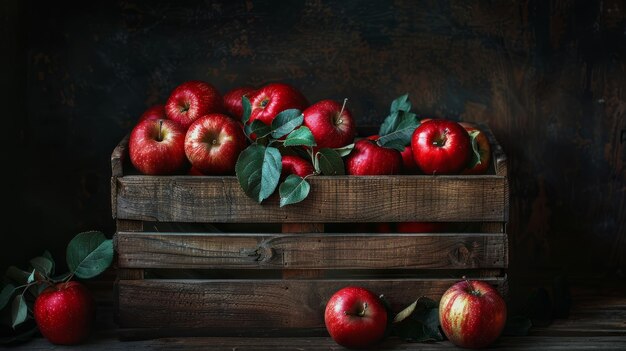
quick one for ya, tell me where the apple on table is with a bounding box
[325,286,388,349]
[439,279,507,348]
[34,281,95,345]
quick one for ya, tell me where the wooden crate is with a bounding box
[111,126,508,337]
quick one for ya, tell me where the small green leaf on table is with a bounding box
[279,175,311,207]
[235,144,282,202]
[283,126,316,147]
[392,297,444,342]
[11,295,27,329]
[66,231,114,279]
[271,109,303,139]
[316,148,345,175]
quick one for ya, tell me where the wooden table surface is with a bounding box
[7,276,626,350]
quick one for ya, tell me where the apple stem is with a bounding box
[339,98,348,116]
[158,120,164,142]
[463,275,478,295]
[359,302,368,317]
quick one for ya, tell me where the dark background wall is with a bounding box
[2,0,625,277]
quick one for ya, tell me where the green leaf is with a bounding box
[379,111,399,136]
[380,94,416,136]
[466,129,482,169]
[244,120,273,139]
[241,96,252,124]
[283,126,316,147]
[5,267,30,285]
[26,270,35,284]
[503,316,532,336]
[279,175,311,207]
[316,148,345,176]
[392,297,443,342]
[66,231,114,279]
[51,272,72,283]
[271,109,303,139]
[394,299,418,324]
[235,144,282,202]
[390,93,411,113]
[0,284,15,310]
[333,143,355,157]
[30,256,53,276]
[42,250,55,275]
[11,296,27,329]
[378,110,419,149]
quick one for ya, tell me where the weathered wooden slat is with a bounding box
[281,223,326,279]
[115,175,507,223]
[117,277,506,330]
[16,335,626,350]
[116,232,508,270]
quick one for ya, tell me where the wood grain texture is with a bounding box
[13,336,626,350]
[281,223,325,279]
[116,232,508,270]
[117,277,506,329]
[114,175,507,223]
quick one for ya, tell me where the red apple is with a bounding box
[165,80,224,129]
[184,114,247,175]
[459,122,492,175]
[303,99,356,149]
[396,222,447,233]
[281,155,315,178]
[129,119,187,175]
[138,103,166,122]
[223,86,255,120]
[400,145,419,174]
[248,82,308,125]
[34,281,95,345]
[346,137,402,175]
[439,280,507,349]
[324,286,388,349]
[411,119,471,175]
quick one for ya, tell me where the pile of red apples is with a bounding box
[128,80,491,178]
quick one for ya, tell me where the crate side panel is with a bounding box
[117,232,508,270]
[117,277,506,329]
[115,176,506,223]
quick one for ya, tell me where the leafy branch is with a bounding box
[0,231,113,340]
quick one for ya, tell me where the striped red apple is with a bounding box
[439,279,507,348]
